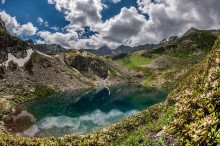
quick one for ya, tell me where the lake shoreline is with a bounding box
[1,83,168,138]
[0,81,143,134]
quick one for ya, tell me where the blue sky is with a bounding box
[0,0,220,49]
[0,0,143,38]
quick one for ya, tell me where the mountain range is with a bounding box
[34,44,66,55]
[1,15,220,145]
[84,43,156,56]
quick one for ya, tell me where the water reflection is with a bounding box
[4,84,168,137]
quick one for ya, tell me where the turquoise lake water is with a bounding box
[5,84,168,137]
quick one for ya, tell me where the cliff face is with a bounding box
[71,55,109,79]
[0,17,31,64]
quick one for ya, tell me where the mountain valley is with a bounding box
[0,14,220,145]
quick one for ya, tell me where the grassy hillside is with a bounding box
[165,36,220,145]
[115,51,158,71]
[113,29,219,90]
[122,35,220,146]
[2,37,220,146]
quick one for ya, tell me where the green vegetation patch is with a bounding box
[33,85,56,98]
[166,36,220,145]
[122,105,175,146]
[116,51,155,70]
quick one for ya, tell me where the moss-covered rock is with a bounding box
[33,85,56,98]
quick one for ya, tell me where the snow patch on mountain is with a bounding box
[0,49,34,67]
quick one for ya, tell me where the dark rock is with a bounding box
[34,44,66,55]
[0,17,31,63]
[0,66,5,79]
[25,39,34,47]
[71,55,109,79]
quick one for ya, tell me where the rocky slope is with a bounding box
[0,17,141,119]
[34,44,66,55]
[0,19,31,65]
[165,35,220,145]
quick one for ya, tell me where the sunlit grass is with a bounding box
[116,52,153,70]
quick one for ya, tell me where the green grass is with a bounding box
[166,50,192,58]
[116,52,153,70]
[121,105,175,146]
[33,85,56,97]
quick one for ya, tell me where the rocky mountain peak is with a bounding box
[99,45,111,51]
[159,36,179,45]
[34,44,66,55]
[0,18,32,64]
[183,27,198,37]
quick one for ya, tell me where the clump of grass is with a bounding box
[33,85,56,98]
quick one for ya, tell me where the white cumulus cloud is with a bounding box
[0,11,38,36]
[48,0,104,28]
[37,31,78,48]
[37,0,220,49]
[135,0,220,44]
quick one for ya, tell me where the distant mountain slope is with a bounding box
[84,44,156,56]
[113,28,220,89]
[142,28,219,58]
[34,44,66,55]
[114,44,156,54]
[84,45,113,56]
